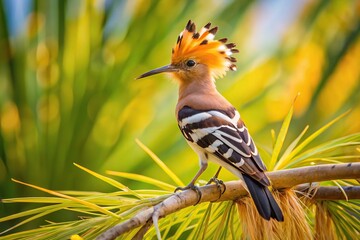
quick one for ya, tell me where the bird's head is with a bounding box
[137,20,238,83]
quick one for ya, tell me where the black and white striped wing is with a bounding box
[178,106,269,186]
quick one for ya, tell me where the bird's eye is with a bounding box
[186,60,196,67]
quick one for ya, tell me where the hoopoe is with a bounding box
[137,20,283,221]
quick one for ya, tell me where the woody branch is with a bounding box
[97,163,360,240]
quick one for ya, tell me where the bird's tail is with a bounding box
[242,174,284,221]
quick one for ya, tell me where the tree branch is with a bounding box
[295,185,360,200]
[268,162,359,189]
[96,163,360,240]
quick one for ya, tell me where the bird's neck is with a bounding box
[178,78,217,99]
[176,78,231,115]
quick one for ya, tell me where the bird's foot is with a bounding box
[174,184,202,205]
[207,177,226,201]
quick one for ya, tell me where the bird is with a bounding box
[137,20,284,221]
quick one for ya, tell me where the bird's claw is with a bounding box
[207,177,226,201]
[174,184,202,205]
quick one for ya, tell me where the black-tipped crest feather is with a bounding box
[171,20,239,78]
[226,43,236,48]
[193,32,200,39]
[209,27,218,35]
[200,40,208,45]
[219,38,228,43]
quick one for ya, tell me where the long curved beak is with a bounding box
[136,65,179,79]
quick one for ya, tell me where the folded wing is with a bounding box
[178,106,269,186]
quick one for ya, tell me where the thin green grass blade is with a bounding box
[206,202,230,237]
[213,201,233,239]
[161,213,176,239]
[106,171,175,191]
[328,201,360,238]
[1,197,68,204]
[276,125,309,169]
[285,133,360,168]
[229,204,238,240]
[0,226,59,240]
[171,206,201,239]
[0,205,64,236]
[220,203,234,240]
[276,110,350,169]
[0,204,64,223]
[74,163,132,193]
[201,203,213,240]
[62,206,109,217]
[330,180,348,201]
[11,179,119,219]
[135,138,184,186]
[301,155,360,164]
[269,101,294,170]
[190,202,213,240]
[271,129,276,149]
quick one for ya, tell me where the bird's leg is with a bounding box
[207,166,226,200]
[175,161,208,205]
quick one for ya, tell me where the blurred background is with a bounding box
[0,0,359,230]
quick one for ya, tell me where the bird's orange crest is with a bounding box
[172,20,238,79]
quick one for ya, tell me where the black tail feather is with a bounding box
[242,174,284,222]
[264,186,284,221]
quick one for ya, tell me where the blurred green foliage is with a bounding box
[0,0,359,233]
